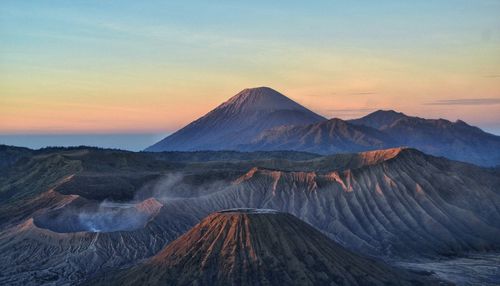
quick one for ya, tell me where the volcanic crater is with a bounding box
[33,198,162,233]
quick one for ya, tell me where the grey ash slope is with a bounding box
[146,87,325,151]
[349,110,500,166]
[92,210,442,286]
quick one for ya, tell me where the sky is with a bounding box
[1,0,500,147]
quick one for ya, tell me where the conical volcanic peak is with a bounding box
[219,87,312,113]
[93,209,443,286]
[146,87,325,152]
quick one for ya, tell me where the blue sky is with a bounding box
[1,1,499,148]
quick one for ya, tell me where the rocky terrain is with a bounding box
[0,145,499,284]
[396,253,500,285]
[155,147,500,258]
[90,209,443,286]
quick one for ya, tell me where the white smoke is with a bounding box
[135,172,228,202]
[38,172,228,233]
[76,202,153,233]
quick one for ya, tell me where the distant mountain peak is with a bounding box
[219,86,308,113]
[325,117,350,124]
[348,110,500,166]
[233,86,276,96]
[454,119,470,126]
[146,87,325,151]
[348,110,408,129]
[373,109,405,115]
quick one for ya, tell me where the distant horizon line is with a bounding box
[0,132,171,135]
[2,107,499,136]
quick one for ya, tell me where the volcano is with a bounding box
[145,87,325,151]
[92,209,442,286]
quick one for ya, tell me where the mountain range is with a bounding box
[147,87,500,166]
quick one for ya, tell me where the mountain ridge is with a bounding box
[349,110,500,166]
[241,117,394,154]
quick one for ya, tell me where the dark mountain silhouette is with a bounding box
[349,110,500,166]
[92,209,443,286]
[146,87,325,151]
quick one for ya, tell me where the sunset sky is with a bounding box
[1,1,500,139]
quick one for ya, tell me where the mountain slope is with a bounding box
[146,87,325,151]
[349,110,500,166]
[92,209,441,286]
[241,118,393,154]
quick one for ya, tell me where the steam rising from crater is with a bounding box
[135,172,229,202]
[76,206,148,233]
[34,198,162,233]
[35,171,229,233]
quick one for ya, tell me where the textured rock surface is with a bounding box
[0,146,499,285]
[396,253,500,285]
[91,210,442,286]
[156,148,500,258]
[0,198,191,285]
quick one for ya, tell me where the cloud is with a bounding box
[309,91,377,97]
[348,92,377,95]
[424,98,500,106]
[134,172,228,202]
